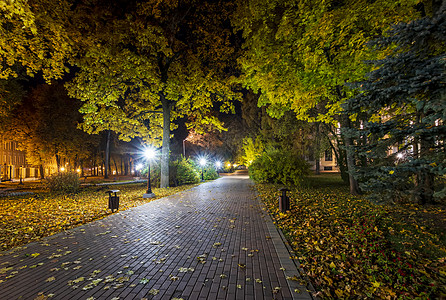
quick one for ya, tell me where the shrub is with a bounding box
[249,149,309,186]
[203,165,219,180]
[141,157,200,187]
[176,157,201,185]
[45,172,80,193]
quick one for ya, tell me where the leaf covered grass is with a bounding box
[256,174,446,299]
[0,183,197,252]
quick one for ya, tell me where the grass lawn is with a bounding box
[256,174,446,299]
[0,182,197,252]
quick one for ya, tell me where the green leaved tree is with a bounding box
[232,0,424,194]
[66,0,239,187]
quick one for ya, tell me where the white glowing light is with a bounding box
[144,147,156,160]
[199,158,207,166]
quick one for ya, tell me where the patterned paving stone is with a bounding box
[0,172,314,299]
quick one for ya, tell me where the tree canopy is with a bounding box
[66,0,240,187]
[0,0,76,81]
[231,0,426,194]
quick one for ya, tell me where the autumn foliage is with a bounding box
[256,175,446,299]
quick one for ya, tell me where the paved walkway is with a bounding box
[0,172,314,300]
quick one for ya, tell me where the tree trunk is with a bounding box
[39,164,45,179]
[415,112,435,204]
[341,115,360,195]
[113,157,118,176]
[344,135,360,195]
[315,123,320,175]
[160,97,171,188]
[104,130,110,179]
[55,153,61,172]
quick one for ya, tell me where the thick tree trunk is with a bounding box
[344,135,360,195]
[341,116,360,195]
[39,164,45,179]
[415,112,435,204]
[104,130,110,179]
[161,97,171,188]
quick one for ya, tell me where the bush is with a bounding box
[45,172,80,193]
[249,149,309,186]
[176,157,201,185]
[203,165,219,180]
[141,157,201,187]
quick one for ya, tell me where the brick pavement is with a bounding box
[0,172,314,300]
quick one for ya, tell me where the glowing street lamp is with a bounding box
[143,147,156,198]
[215,161,222,173]
[199,158,207,181]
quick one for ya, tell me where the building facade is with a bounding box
[0,140,40,181]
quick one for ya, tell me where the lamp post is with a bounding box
[143,147,156,198]
[215,161,222,174]
[199,158,206,181]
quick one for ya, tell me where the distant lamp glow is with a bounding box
[143,146,156,198]
[136,163,143,171]
[215,161,222,168]
[76,168,81,173]
[60,167,65,172]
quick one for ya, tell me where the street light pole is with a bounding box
[143,147,156,198]
[199,158,206,181]
[146,161,152,194]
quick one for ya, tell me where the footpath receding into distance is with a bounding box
[0,171,313,300]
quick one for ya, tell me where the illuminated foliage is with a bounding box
[0,0,77,81]
[232,0,424,194]
[66,0,239,188]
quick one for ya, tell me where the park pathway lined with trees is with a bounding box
[0,172,313,300]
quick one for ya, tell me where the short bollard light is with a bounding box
[279,188,290,212]
[107,190,120,212]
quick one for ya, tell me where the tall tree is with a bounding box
[232,0,424,194]
[67,0,239,187]
[344,4,446,204]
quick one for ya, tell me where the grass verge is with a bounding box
[0,183,197,252]
[256,174,446,299]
